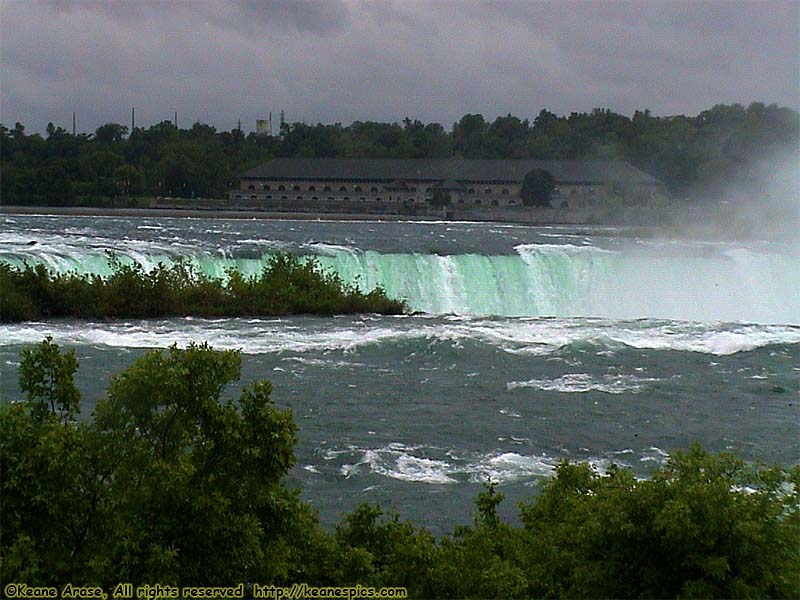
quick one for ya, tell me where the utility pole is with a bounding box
[131,107,135,132]
[174,111,178,128]
[72,112,76,136]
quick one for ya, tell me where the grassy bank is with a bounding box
[0,254,406,321]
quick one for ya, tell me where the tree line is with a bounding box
[2,339,798,597]
[1,102,797,205]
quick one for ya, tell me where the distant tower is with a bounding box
[279,110,286,137]
[72,112,76,136]
[256,118,270,136]
[174,111,178,128]
[131,107,135,132]
[237,119,242,132]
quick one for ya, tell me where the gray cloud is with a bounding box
[1,0,797,134]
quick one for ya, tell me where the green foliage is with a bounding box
[2,341,325,586]
[429,188,451,207]
[520,168,556,206]
[517,447,800,598]
[2,340,798,597]
[2,102,797,204]
[18,336,81,423]
[0,254,406,322]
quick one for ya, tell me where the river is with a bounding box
[1,214,798,534]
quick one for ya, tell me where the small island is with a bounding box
[0,254,406,322]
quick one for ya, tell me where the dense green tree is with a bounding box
[429,188,451,207]
[519,168,555,206]
[485,114,530,158]
[94,122,129,145]
[18,336,81,424]
[1,341,326,586]
[452,113,488,158]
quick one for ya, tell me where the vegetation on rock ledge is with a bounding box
[0,254,406,322]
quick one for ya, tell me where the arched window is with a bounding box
[247,184,255,190]
[266,195,272,200]
[235,194,242,199]
[312,196,318,201]
[296,196,302,200]
[501,188,509,195]
[407,198,415,203]
[359,197,366,201]
[278,185,285,191]
[293,185,301,191]
[281,195,287,200]
[263,184,270,191]
[250,194,257,199]
[327,196,334,201]
[339,186,347,192]
[308,185,316,191]
[323,185,331,192]
[508,200,517,206]
[375,197,382,202]
[484,187,492,194]
[355,186,362,192]
[343,197,350,201]
[371,186,379,193]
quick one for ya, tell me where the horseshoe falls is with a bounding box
[1,214,798,534]
[4,240,798,323]
[314,246,800,322]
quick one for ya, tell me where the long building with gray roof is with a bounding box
[234,158,661,210]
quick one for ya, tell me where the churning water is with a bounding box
[1,215,798,532]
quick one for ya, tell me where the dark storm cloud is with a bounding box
[1,0,797,134]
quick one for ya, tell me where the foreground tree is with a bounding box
[517,450,800,598]
[1,341,327,586]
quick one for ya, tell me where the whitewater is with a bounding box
[1,215,798,532]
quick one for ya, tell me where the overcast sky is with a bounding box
[2,0,798,135]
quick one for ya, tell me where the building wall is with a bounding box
[236,177,543,207]
[233,176,656,209]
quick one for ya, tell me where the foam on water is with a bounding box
[507,373,662,394]
[312,442,672,486]
[2,316,797,356]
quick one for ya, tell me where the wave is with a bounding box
[319,442,671,486]
[2,317,797,356]
[506,373,663,394]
